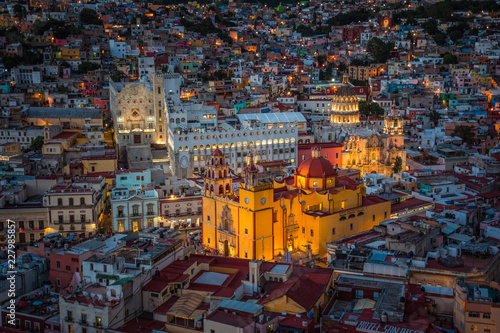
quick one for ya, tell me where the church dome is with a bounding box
[330,75,360,125]
[211,148,223,156]
[297,148,337,178]
[333,85,358,98]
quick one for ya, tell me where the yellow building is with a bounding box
[61,45,81,61]
[330,75,360,124]
[202,147,391,259]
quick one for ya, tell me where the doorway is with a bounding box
[134,134,141,144]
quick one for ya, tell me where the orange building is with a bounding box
[202,147,391,259]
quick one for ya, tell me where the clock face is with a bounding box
[180,156,188,168]
[260,197,267,205]
[244,197,249,205]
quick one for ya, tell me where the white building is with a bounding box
[59,240,184,333]
[0,125,61,150]
[109,40,140,59]
[168,112,306,178]
[138,57,155,78]
[44,177,107,237]
[11,66,42,85]
[110,169,160,232]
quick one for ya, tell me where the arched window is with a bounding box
[179,147,183,152]
[210,184,214,192]
[200,145,204,150]
[243,141,248,147]
[226,183,230,192]
[237,142,242,147]
[219,170,222,178]
[256,140,261,146]
[218,185,223,194]
[224,170,228,177]
[339,216,346,221]
[279,138,284,144]
[285,138,289,143]
[291,138,296,143]
[212,144,217,149]
[249,141,254,147]
[225,143,229,148]
[185,146,189,151]
[193,145,198,150]
[218,143,223,149]
[273,139,278,144]
[231,142,235,147]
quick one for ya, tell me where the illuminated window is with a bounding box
[471,326,477,332]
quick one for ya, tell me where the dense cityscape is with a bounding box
[1,0,500,332]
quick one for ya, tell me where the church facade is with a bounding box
[315,77,406,178]
[202,147,391,260]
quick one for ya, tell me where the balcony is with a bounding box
[79,320,89,326]
[65,317,74,323]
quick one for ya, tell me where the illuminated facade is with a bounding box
[330,75,360,124]
[110,74,177,166]
[315,101,406,178]
[202,147,391,259]
[110,169,159,232]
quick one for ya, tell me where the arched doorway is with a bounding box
[223,240,230,257]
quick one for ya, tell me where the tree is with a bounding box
[451,125,475,145]
[393,156,403,174]
[433,33,447,46]
[359,101,384,117]
[443,53,458,65]
[110,70,126,82]
[80,8,102,25]
[2,55,22,70]
[350,58,369,67]
[337,62,347,73]
[366,37,394,63]
[317,55,327,67]
[78,61,100,73]
[422,20,438,35]
[30,136,44,151]
[13,4,26,20]
[428,110,441,126]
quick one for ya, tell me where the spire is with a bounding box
[391,100,398,116]
[311,146,321,158]
[342,74,350,84]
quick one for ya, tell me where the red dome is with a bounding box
[211,148,223,156]
[297,156,336,178]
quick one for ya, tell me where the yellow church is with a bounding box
[202,147,391,260]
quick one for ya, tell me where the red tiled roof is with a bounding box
[257,273,329,311]
[143,278,169,293]
[206,310,255,328]
[112,318,166,333]
[51,131,78,140]
[478,191,500,199]
[391,198,432,213]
